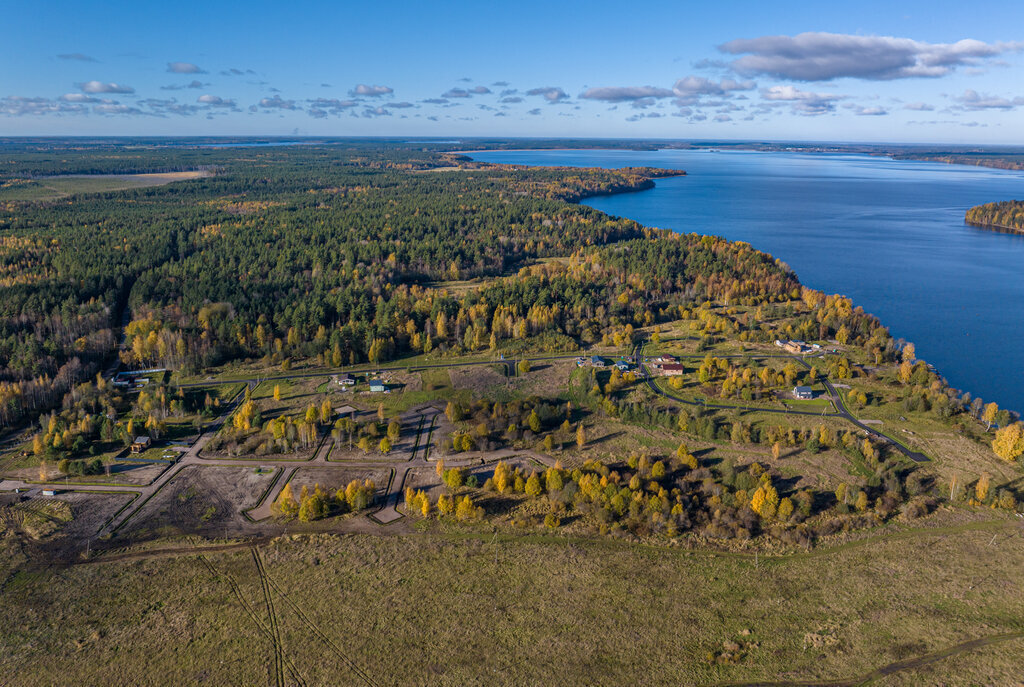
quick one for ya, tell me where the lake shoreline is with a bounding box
[468,148,1024,414]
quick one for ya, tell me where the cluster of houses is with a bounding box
[576,355,634,372]
[648,354,685,377]
[332,373,387,393]
[774,340,823,355]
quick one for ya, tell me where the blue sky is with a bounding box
[3,0,1024,143]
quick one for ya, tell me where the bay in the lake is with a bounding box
[470,149,1024,413]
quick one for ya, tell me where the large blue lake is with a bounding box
[470,149,1024,413]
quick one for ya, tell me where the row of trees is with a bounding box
[272,479,376,522]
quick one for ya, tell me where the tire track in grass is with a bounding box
[197,554,306,687]
[251,547,285,687]
[714,630,1024,686]
[256,549,380,687]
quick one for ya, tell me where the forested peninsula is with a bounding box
[965,199,1024,233]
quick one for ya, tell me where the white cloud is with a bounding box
[352,84,393,97]
[79,80,135,94]
[844,104,889,116]
[673,76,755,96]
[59,93,100,103]
[953,89,1024,110]
[580,86,675,102]
[167,62,206,74]
[197,94,236,107]
[161,80,206,91]
[761,85,845,115]
[720,32,1021,81]
[93,103,146,115]
[0,96,88,116]
[526,87,568,103]
[258,95,297,110]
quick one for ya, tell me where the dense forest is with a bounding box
[0,140,980,434]
[965,199,1024,232]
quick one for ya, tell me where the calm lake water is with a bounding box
[470,149,1024,413]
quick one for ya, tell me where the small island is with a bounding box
[965,199,1024,233]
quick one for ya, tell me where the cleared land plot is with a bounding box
[285,466,391,498]
[118,466,274,539]
[47,492,136,543]
[11,459,169,487]
[2,523,1023,685]
[0,171,210,201]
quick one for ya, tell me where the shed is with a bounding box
[336,405,358,417]
[793,386,814,400]
[130,436,153,453]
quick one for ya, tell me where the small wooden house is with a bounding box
[130,436,152,453]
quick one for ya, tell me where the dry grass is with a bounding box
[2,518,1023,685]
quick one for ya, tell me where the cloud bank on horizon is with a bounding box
[5,2,1024,142]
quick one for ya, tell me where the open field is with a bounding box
[0,171,211,201]
[2,516,1023,685]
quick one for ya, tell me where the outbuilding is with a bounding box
[130,436,153,453]
[369,380,386,393]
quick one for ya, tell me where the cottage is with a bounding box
[337,373,356,386]
[655,354,678,364]
[660,363,686,376]
[130,436,152,453]
[590,355,606,367]
[369,380,386,393]
[793,386,814,400]
[614,360,630,371]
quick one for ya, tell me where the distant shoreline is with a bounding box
[462,144,1024,174]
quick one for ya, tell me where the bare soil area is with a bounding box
[51,492,135,543]
[513,359,576,397]
[449,365,507,394]
[120,466,274,540]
